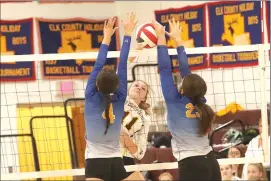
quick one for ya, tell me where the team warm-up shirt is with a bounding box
[157,45,212,161]
[84,36,131,158]
[121,98,151,160]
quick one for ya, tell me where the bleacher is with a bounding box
[139,109,267,180]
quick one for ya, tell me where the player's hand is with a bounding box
[166,18,183,46]
[103,17,118,44]
[152,20,166,38]
[122,12,138,36]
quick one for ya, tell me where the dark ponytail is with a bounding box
[96,67,119,135]
[181,74,215,136]
[191,96,215,136]
[103,93,112,135]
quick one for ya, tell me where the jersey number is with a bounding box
[185,103,200,118]
[122,112,138,131]
[102,103,115,123]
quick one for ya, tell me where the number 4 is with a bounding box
[185,103,200,118]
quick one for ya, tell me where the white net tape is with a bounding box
[2,158,269,180]
[1,44,270,62]
[1,44,270,180]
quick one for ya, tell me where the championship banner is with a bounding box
[0,18,36,82]
[155,4,208,71]
[37,18,119,78]
[208,1,262,68]
[266,1,270,43]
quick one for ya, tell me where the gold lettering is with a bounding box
[49,24,60,31]
[61,23,83,31]
[170,14,182,21]
[192,23,202,32]
[248,16,258,25]
[0,68,30,76]
[237,52,258,61]
[161,15,169,23]
[239,2,254,12]
[12,36,27,45]
[82,66,93,73]
[161,15,167,23]
[188,56,204,65]
[212,54,236,63]
[184,11,198,20]
[216,7,224,15]
[0,25,21,33]
[84,23,104,31]
[171,56,203,67]
[224,5,239,14]
[45,66,80,74]
[45,60,57,65]
[46,67,62,74]
[161,14,185,23]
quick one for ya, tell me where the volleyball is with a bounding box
[136,23,158,48]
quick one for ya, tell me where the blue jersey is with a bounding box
[84,36,131,158]
[157,45,212,161]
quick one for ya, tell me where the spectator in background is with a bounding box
[158,172,174,181]
[220,165,241,180]
[144,161,175,181]
[247,163,268,181]
[227,145,246,178]
[243,118,270,179]
[245,118,270,157]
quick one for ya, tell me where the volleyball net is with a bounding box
[1,44,270,180]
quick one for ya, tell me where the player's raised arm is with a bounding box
[114,13,137,100]
[153,20,179,101]
[165,19,206,103]
[85,17,118,98]
[166,18,191,78]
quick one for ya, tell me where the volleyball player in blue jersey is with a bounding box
[152,19,222,181]
[84,13,140,181]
